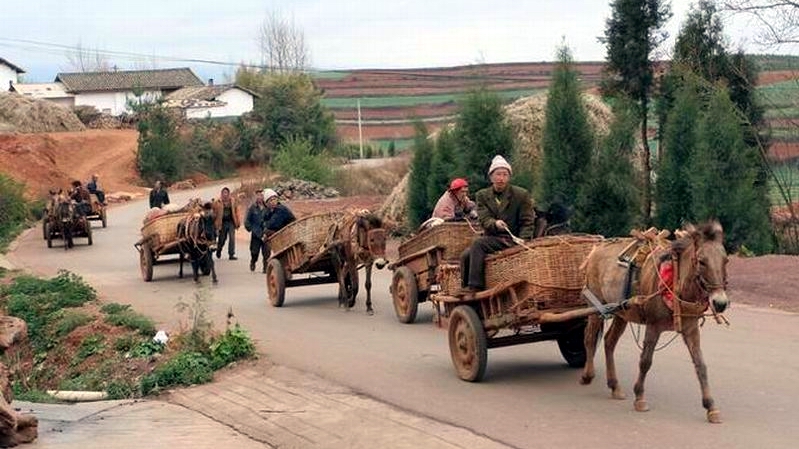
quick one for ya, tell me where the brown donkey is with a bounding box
[581,221,729,423]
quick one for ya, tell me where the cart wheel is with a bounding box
[86,223,93,246]
[46,223,53,248]
[266,258,286,307]
[392,267,419,324]
[101,208,107,228]
[448,305,487,382]
[556,322,587,368]
[140,243,154,282]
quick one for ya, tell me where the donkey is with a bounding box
[327,210,388,314]
[51,193,75,250]
[580,221,729,423]
[177,205,218,283]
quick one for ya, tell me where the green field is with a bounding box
[757,80,799,109]
[310,70,351,80]
[770,163,799,206]
[322,88,545,109]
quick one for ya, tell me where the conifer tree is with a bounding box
[691,87,773,253]
[454,88,514,191]
[538,45,594,212]
[654,76,701,230]
[407,121,434,229]
[427,127,458,211]
[573,98,640,236]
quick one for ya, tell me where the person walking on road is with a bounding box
[213,187,241,260]
[149,181,170,209]
[244,189,269,272]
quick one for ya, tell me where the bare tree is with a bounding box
[64,40,113,72]
[257,10,310,74]
[721,0,799,47]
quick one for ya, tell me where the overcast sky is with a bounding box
[0,0,787,83]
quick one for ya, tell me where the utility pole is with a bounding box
[357,99,363,159]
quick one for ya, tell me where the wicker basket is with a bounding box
[268,211,345,259]
[399,222,480,262]
[140,212,189,248]
[437,263,462,295]
[437,234,603,309]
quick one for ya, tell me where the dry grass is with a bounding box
[0,92,85,133]
[332,157,410,196]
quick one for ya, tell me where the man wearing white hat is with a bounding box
[458,155,535,298]
[260,188,296,265]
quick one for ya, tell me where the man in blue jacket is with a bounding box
[244,189,268,272]
[262,188,296,266]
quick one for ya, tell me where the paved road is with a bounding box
[9,185,799,449]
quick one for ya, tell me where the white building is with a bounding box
[10,82,74,108]
[163,83,258,119]
[53,68,204,116]
[0,57,25,91]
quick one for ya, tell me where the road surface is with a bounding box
[9,185,799,449]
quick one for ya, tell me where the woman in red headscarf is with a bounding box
[432,178,477,221]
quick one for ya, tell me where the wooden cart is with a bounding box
[387,222,480,323]
[431,234,623,382]
[43,208,93,249]
[134,212,193,282]
[266,211,346,307]
[85,197,107,228]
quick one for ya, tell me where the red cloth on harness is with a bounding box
[659,261,675,309]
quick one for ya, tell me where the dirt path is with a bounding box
[0,129,145,199]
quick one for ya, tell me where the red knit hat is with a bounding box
[449,178,468,191]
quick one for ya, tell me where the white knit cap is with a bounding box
[263,188,278,201]
[487,155,512,176]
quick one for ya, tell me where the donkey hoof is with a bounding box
[366,308,374,316]
[579,375,594,385]
[634,399,649,412]
[212,277,218,284]
[707,410,723,424]
[612,390,627,400]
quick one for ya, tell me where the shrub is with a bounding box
[210,324,256,370]
[140,351,214,395]
[0,173,29,252]
[54,310,93,337]
[272,137,334,184]
[103,310,156,336]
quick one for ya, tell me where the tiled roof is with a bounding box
[165,84,259,102]
[55,68,203,93]
[0,57,25,73]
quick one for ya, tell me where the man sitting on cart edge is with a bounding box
[86,173,107,205]
[432,177,478,222]
[458,155,535,299]
[260,188,297,259]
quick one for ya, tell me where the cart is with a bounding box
[134,212,193,282]
[43,207,93,249]
[266,211,346,307]
[431,234,623,382]
[387,221,480,323]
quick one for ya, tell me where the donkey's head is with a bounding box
[675,221,729,313]
[355,211,388,269]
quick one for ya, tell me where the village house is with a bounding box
[0,57,25,91]
[162,81,259,119]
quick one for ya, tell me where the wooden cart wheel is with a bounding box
[392,266,419,324]
[86,222,93,246]
[556,322,587,368]
[101,207,107,228]
[266,258,286,307]
[448,305,487,382]
[46,222,53,248]
[140,243,154,282]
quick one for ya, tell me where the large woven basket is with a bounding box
[399,222,480,262]
[140,212,188,248]
[438,234,603,310]
[268,211,344,259]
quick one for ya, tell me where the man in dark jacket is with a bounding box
[244,189,268,272]
[149,181,170,209]
[262,188,296,257]
[459,155,535,297]
[86,174,106,205]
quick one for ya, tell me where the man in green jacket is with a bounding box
[459,155,535,297]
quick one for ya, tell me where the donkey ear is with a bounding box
[703,220,724,242]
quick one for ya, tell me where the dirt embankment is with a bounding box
[0,129,145,199]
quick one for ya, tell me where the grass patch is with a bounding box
[54,310,93,337]
[103,310,156,336]
[311,70,351,80]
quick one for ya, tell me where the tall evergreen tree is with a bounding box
[601,0,672,221]
[407,121,434,229]
[454,88,514,191]
[573,97,641,236]
[427,127,458,211]
[538,45,595,212]
[654,76,701,230]
[691,87,773,253]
